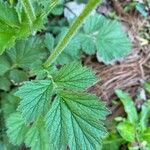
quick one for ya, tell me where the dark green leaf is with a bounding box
[2,92,20,118]
[9,69,28,83]
[0,55,11,76]
[0,77,11,91]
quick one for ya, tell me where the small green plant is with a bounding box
[0,0,132,149]
[103,86,150,150]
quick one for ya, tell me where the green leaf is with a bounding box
[6,36,46,69]
[139,100,150,131]
[117,121,136,142]
[144,82,150,93]
[52,62,98,90]
[140,128,150,144]
[0,55,11,76]
[82,14,131,64]
[79,33,96,55]
[6,112,28,145]
[44,33,55,52]
[51,4,64,16]
[45,91,109,150]
[80,14,101,55]
[2,92,20,118]
[0,0,58,54]
[25,117,50,150]
[0,1,21,54]
[115,90,138,124]
[55,29,81,64]
[34,0,60,15]
[16,80,53,123]
[95,16,131,64]
[9,69,28,84]
[102,132,124,150]
[0,1,20,27]
[0,77,11,91]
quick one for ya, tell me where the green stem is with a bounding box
[22,0,36,25]
[41,0,59,18]
[43,0,102,68]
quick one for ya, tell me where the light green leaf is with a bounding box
[44,33,55,52]
[25,117,50,150]
[82,14,131,64]
[95,16,131,64]
[6,36,46,69]
[0,1,20,27]
[6,112,28,145]
[16,80,53,123]
[140,128,150,144]
[53,62,98,90]
[117,121,136,142]
[79,14,102,55]
[139,100,150,131]
[51,4,64,16]
[115,90,138,124]
[79,33,96,55]
[83,14,102,34]
[102,132,124,150]
[144,82,150,93]
[45,91,109,150]
[0,0,58,54]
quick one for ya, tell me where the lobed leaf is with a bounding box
[6,36,46,69]
[0,55,11,76]
[6,113,28,145]
[0,0,59,54]
[45,91,109,150]
[16,80,53,123]
[25,117,50,150]
[81,14,131,64]
[52,62,98,90]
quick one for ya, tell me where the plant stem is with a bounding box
[22,0,36,25]
[43,0,102,68]
[41,0,60,18]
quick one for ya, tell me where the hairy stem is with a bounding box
[44,0,102,68]
[41,0,60,18]
[22,0,36,25]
